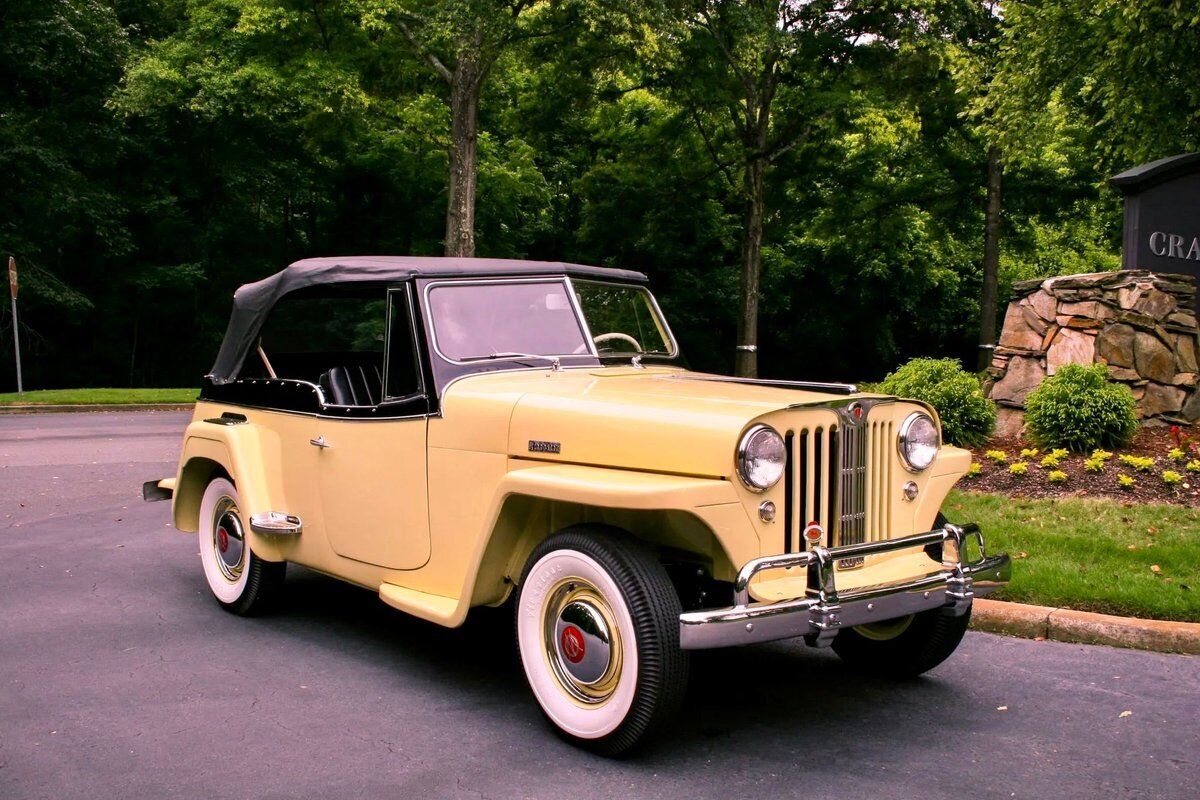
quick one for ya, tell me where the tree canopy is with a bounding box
[1,0,1195,390]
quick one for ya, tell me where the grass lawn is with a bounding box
[948,489,1200,622]
[0,388,197,405]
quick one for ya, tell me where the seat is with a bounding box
[319,364,383,406]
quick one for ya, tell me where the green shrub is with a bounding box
[1047,469,1068,483]
[1118,474,1136,489]
[1009,461,1029,475]
[1162,470,1183,485]
[1024,364,1138,452]
[875,358,996,447]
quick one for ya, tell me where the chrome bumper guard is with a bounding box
[679,523,1010,650]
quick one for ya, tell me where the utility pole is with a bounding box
[8,256,22,394]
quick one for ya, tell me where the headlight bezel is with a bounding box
[897,411,940,472]
[736,423,787,492]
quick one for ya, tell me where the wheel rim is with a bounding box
[542,578,623,705]
[855,614,914,641]
[211,496,246,583]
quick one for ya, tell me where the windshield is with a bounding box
[572,281,675,357]
[427,278,676,362]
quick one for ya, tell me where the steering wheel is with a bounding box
[592,332,643,352]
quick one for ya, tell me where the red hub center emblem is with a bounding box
[217,526,229,553]
[560,625,586,664]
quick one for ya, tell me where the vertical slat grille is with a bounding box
[785,409,892,560]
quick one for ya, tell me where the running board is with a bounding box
[248,511,303,536]
[378,583,459,625]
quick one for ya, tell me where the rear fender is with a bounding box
[172,421,289,561]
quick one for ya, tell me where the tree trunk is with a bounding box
[735,152,766,378]
[976,145,1004,371]
[444,60,480,258]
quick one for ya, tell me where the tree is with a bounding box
[364,1,552,256]
[654,0,944,376]
[988,0,1200,169]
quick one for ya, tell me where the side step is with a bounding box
[378,583,459,625]
[248,511,303,536]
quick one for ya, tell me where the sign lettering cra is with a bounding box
[1111,153,1200,316]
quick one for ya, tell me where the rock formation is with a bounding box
[983,271,1200,424]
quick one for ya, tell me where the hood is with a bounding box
[438,366,869,478]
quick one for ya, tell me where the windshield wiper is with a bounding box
[476,352,562,371]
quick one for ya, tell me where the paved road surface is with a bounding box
[1,411,1197,799]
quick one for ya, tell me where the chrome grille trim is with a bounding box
[785,398,895,562]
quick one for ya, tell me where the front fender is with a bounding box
[454,463,761,625]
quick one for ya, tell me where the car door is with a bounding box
[315,285,431,570]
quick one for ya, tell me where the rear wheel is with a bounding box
[198,477,285,616]
[515,527,687,756]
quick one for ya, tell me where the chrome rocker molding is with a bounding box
[679,523,1010,650]
[248,511,303,536]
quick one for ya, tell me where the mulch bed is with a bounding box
[964,424,1200,506]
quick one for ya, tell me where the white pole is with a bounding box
[8,256,21,395]
[10,294,21,394]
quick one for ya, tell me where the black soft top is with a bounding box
[207,256,648,383]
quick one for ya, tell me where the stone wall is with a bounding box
[983,270,1200,424]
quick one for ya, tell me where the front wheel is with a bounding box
[831,606,972,678]
[198,477,285,616]
[515,527,688,756]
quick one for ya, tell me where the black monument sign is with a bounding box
[1110,152,1200,316]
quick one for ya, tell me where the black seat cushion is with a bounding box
[320,364,383,406]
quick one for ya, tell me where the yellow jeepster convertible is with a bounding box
[145,256,1010,755]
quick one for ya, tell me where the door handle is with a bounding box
[310,435,331,449]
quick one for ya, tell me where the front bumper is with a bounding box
[679,523,1010,649]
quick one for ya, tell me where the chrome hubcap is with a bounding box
[543,580,621,704]
[212,497,246,582]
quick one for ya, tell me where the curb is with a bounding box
[971,598,1200,655]
[0,403,195,415]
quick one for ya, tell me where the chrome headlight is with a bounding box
[898,411,939,472]
[737,424,786,491]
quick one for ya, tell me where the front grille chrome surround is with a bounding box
[783,399,895,565]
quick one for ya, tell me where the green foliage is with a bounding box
[0,0,1174,392]
[1119,455,1156,473]
[1046,469,1067,484]
[1162,471,1183,486]
[875,358,996,447]
[1168,448,1186,462]
[1039,453,1062,469]
[1117,474,1136,490]
[1187,460,1200,474]
[1020,447,1039,459]
[1083,457,1105,474]
[951,490,1200,621]
[965,462,982,478]
[1008,461,1028,476]
[1025,364,1138,452]
[985,450,1008,464]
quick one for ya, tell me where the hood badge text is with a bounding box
[528,440,561,454]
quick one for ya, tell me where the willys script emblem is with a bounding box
[528,440,561,454]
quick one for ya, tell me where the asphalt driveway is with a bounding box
[1,411,1197,799]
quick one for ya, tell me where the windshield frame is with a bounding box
[423,276,601,365]
[421,275,680,368]
[569,278,680,360]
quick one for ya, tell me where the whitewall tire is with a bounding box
[516,527,688,756]
[198,477,285,616]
